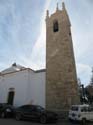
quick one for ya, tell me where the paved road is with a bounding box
[0,118,71,125]
[0,118,93,125]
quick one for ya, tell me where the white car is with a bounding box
[68,104,93,123]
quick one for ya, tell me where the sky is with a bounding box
[0,0,93,86]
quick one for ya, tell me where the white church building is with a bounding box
[0,3,80,111]
[0,63,45,107]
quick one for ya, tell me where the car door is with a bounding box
[25,106,36,119]
[80,106,89,120]
[81,106,93,121]
[20,105,32,118]
[87,107,93,121]
[28,106,40,119]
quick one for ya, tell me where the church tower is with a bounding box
[46,3,79,111]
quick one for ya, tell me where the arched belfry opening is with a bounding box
[53,20,59,32]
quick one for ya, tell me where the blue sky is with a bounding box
[0,0,93,86]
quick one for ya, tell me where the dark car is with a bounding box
[15,105,58,123]
[0,103,15,118]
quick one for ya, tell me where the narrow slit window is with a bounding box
[53,21,59,32]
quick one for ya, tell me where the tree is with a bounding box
[90,67,93,86]
[85,67,93,104]
[77,78,88,104]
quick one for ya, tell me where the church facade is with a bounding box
[0,63,45,107]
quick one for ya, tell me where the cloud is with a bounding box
[76,63,91,86]
[30,0,51,69]
[0,0,93,86]
[0,0,43,70]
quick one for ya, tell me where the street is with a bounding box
[0,118,73,125]
[0,118,93,125]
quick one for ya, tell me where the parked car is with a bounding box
[0,103,15,118]
[15,104,58,123]
[68,104,93,124]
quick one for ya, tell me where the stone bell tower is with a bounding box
[46,3,79,111]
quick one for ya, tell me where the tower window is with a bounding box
[53,20,59,32]
[69,31,71,36]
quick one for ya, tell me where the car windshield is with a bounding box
[71,106,78,111]
[81,106,89,112]
[36,106,44,111]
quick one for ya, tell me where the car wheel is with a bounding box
[53,119,57,123]
[40,115,47,124]
[15,113,22,121]
[1,112,6,118]
[82,118,86,124]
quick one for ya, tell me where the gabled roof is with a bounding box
[1,63,26,74]
[0,63,46,76]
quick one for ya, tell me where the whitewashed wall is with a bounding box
[28,70,46,107]
[0,69,45,107]
[0,70,28,106]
